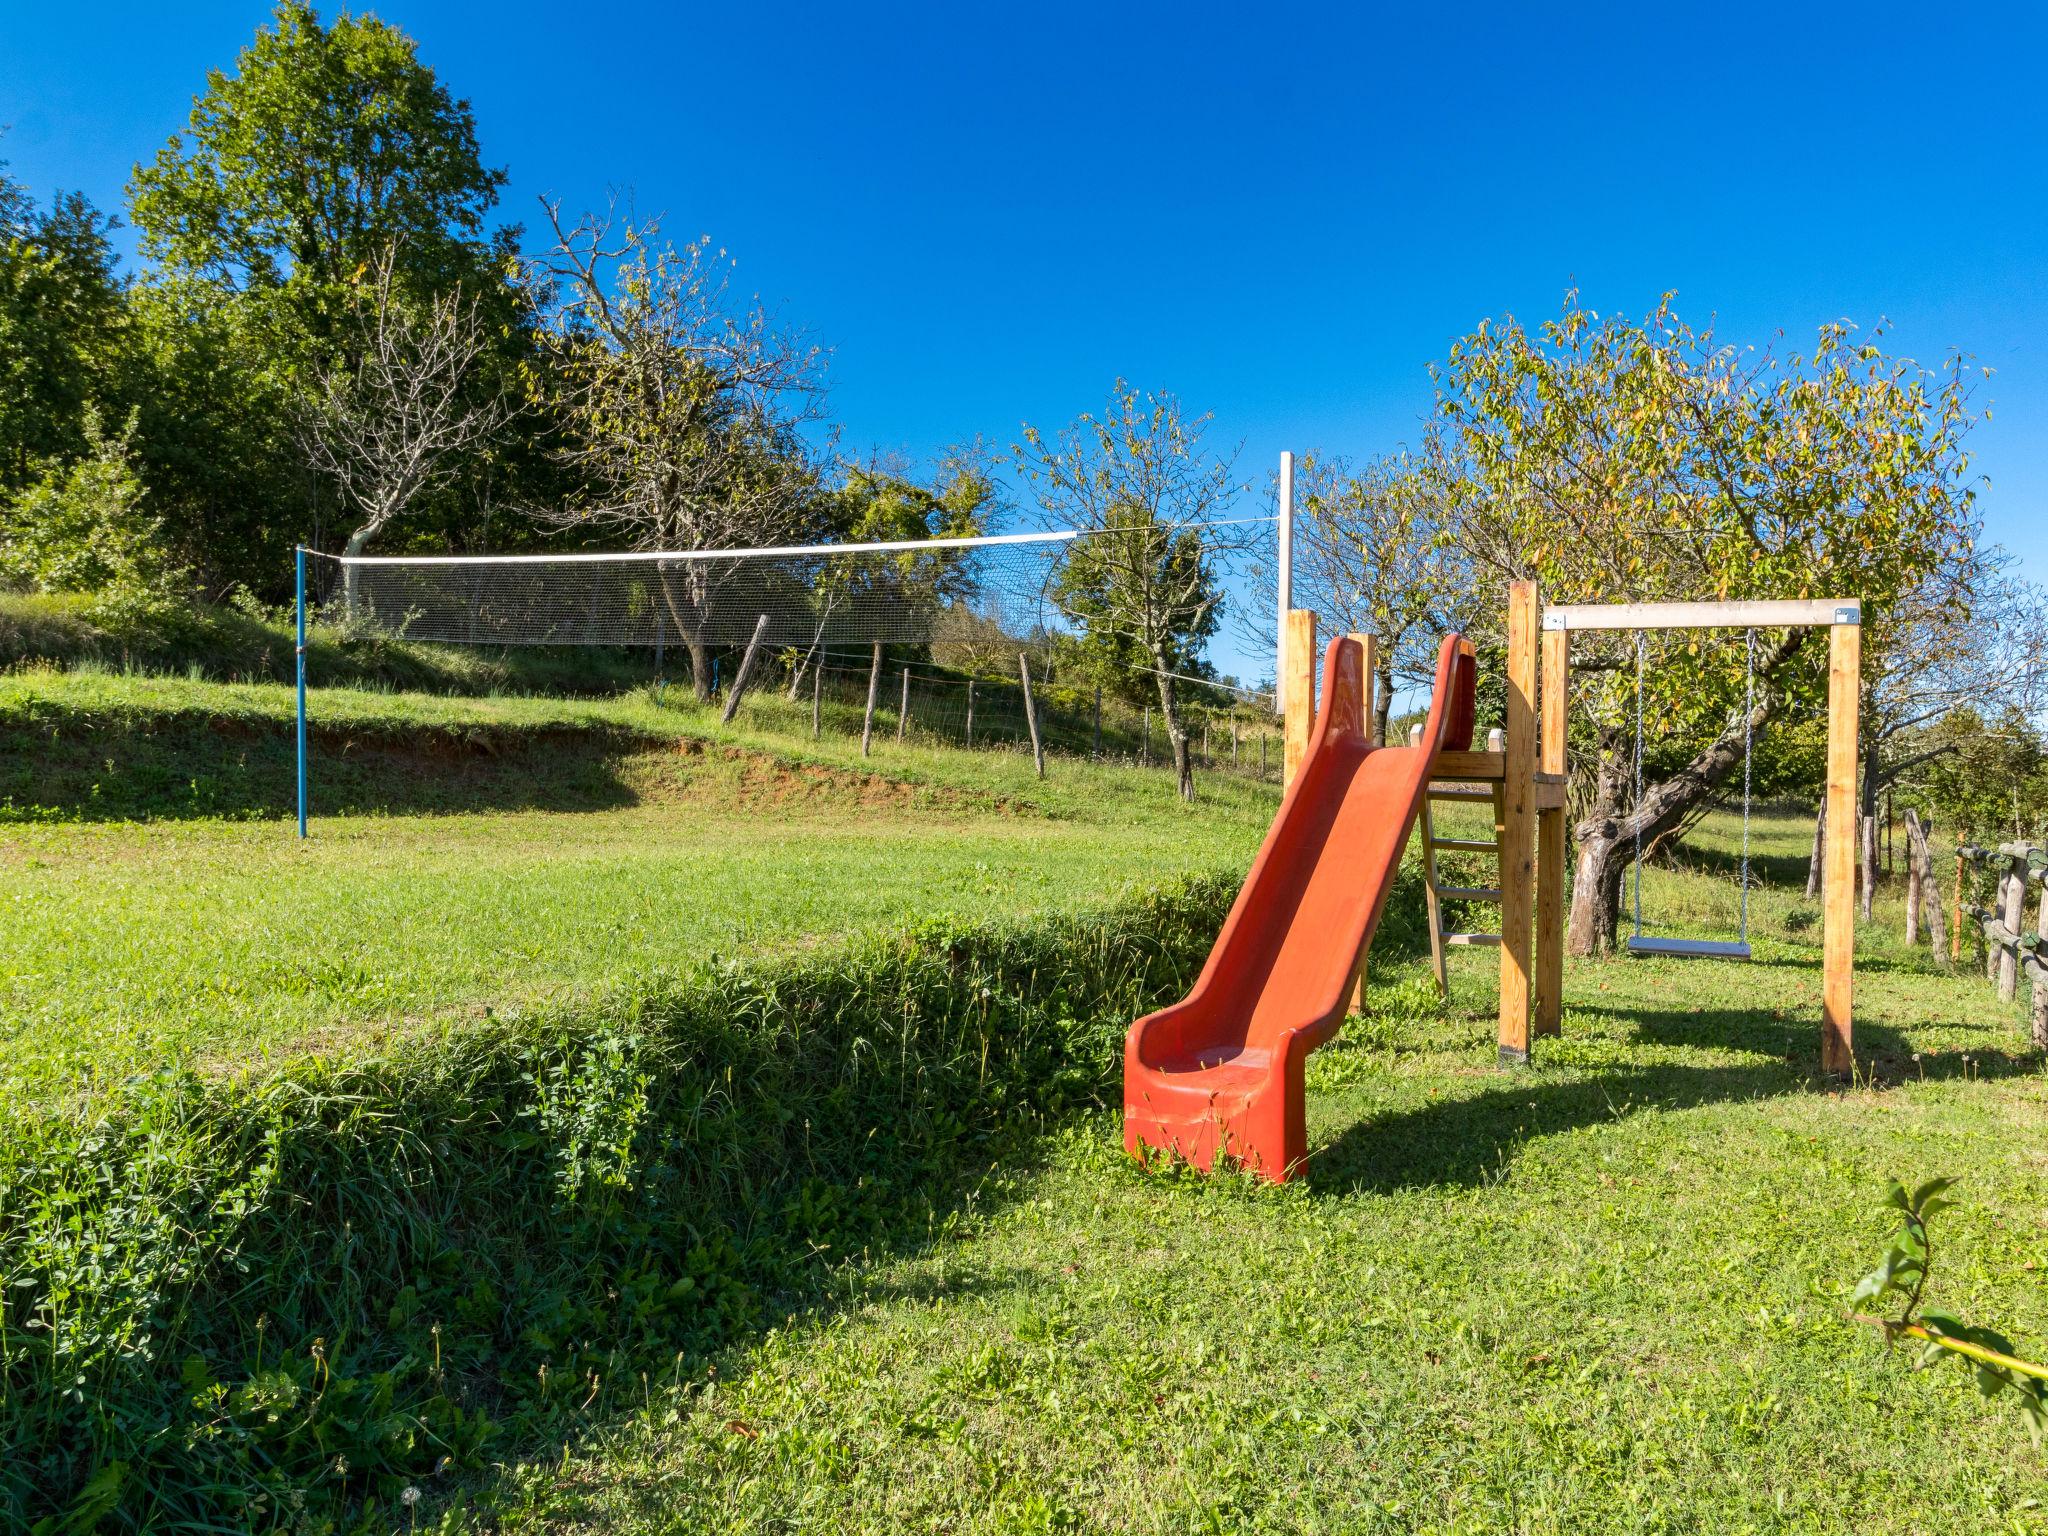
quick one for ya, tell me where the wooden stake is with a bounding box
[719,613,772,725]
[2001,860,2026,1003]
[966,678,975,748]
[1092,687,1101,758]
[1282,609,1316,788]
[860,642,882,757]
[810,659,821,739]
[1497,581,1538,1064]
[2032,870,2048,1050]
[1821,620,1860,1074]
[1951,848,1967,963]
[1019,652,1045,779]
[1534,623,1568,1038]
[897,667,910,745]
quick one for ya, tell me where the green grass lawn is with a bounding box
[477,809,2048,1535]
[0,669,1272,1100]
[11,667,2046,1531]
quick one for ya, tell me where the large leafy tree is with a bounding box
[129,1,511,317]
[126,2,524,590]
[1434,294,1983,953]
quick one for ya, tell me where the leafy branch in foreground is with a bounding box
[1851,1177,2048,1444]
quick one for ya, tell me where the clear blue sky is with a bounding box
[3,2,2044,685]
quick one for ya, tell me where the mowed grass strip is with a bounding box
[478,812,2048,1535]
[0,670,1271,1099]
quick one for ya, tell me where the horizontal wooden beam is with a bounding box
[1534,780,1567,812]
[1542,599,1861,632]
[1432,749,1505,780]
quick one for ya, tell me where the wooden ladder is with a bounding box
[1415,726,1507,999]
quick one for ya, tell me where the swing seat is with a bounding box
[1626,935,1751,960]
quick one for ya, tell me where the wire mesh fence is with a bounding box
[728,649,1284,783]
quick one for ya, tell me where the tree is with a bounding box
[125,3,525,593]
[295,244,516,593]
[1015,384,1249,800]
[0,408,191,631]
[0,162,129,493]
[129,2,510,321]
[1433,293,1983,953]
[1248,447,1473,743]
[527,199,829,699]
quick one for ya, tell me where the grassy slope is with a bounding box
[0,670,1272,1098]
[485,809,2048,1535]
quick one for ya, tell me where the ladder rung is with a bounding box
[1437,886,1503,902]
[1430,837,1500,853]
[1426,787,1496,802]
[1443,932,1502,947]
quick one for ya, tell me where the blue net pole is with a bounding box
[296,546,308,839]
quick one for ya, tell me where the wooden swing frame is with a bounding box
[1282,583,1863,1073]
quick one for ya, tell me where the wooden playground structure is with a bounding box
[1280,582,1865,1072]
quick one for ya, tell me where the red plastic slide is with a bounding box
[1123,632,1476,1181]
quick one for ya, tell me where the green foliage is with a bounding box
[0,167,128,494]
[1853,1178,2048,1446]
[128,0,510,309]
[0,410,191,632]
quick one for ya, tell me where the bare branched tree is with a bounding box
[1242,446,1475,743]
[1016,383,1254,800]
[296,244,514,597]
[527,197,829,699]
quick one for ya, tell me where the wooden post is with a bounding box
[1951,849,1967,963]
[1018,652,1045,780]
[1092,687,1101,759]
[1142,707,1150,765]
[860,642,882,757]
[966,679,975,748]
[1497,581,1538,1064]
[1260,731,1267,778]
[810,660,821,739]
[719,613,772,725]
[1232,712,1240,768]
[1282,609,1317,788]
[1904,809,1924,945]
[1534,623,1568,1038]
[1820,620,1860,1074]
[897,668,910,744]
[2000,857,2025,1003]
[2032,869,2048,1050]
[1348,634,1378,1014]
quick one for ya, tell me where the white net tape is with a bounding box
[311,531,1075,649]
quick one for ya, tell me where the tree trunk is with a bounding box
[1152,663,1195,801]
[1906,810,1945,956]
[1373,657,1395,746]
[1904,812,1922,945]
[1805,801,1826,900]
[1567,729,1632,956]
[686,639,713,703]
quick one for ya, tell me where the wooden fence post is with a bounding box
[2033,868,2048,1050]
[1497,581,1538,1064]
[897,668,910,744]
[860,643,882,757]
[1019,652,1045,780]
[719,613,772,725]
[1092,687,1102,758]
[1282,609,1317,788]
[1951,849,1967,963]
[1142,708,1150,765]
[811,660,821,739]
[966,679,975,748]
[2000,856,2026,1002]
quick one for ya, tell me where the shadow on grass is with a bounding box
[1670,839,1814,891]
[1306,1002,2042,1196]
